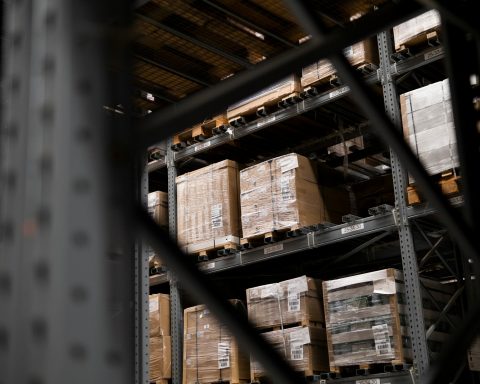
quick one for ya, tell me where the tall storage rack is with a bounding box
[145,5,478,384]
[1,2,479,384]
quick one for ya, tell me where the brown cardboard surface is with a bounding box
[148,191,168,227]
[250,325,329,379]
[149,294,170,337]
[176,160,241,250]
[149,336,172,381]
[247,276,324,329]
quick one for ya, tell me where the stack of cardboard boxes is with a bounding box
[182,300,250,384]
[393,10,441,51]
[246,276,329,381]
[147,191,168,270]
[240,153,349,240]
[176,160,241,254]
[149,294,171,382]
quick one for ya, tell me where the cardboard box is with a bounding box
[227,75,301,119]
[468,336,480,371]
[251,326,329,380]
[301,39,378,88]
[240,153,348,239]
[183,301,250,384]
[148,191,168,227]
[323,269,457,369]
[246,276,324,329]
[176,160,241,252]
[393,10,441,51]
[150,336,172,381]
[149,294,170,337]
[400,79,458,179]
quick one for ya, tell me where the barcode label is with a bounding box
[341,222,364,234]
[280,174,294,201]
[264,243,283,254]
[291,343,303,360]
[329,86,350,99]
[211,204,223,229]
[194,141,211,152]
[218,342,230,369]
[288,294,300,312]
[372,324,392,356]
[424,47,443,61]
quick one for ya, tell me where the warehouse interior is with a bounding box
[1,1,479,384]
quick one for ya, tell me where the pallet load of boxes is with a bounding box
[149,294,172,384]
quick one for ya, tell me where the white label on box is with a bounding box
[257,115,276,128]
[218,342,230,369]
[278,155,299,173]
[341,222,364,234]
[373,277,396,294]
[424,47,443,61]
[290,327,311,345]
[280,174,294,201]
[290,343,304,360]
[261,283,281,298]
[288,293,300,312]
[211,204,223,229]
[194,140,211,152]
[372,324,392,356]
[149,299,158,313]
[203,324,210,330]
[330,86,350,99]
[264,243,284,255]
[287,277,309,294]
[356,379,380,384]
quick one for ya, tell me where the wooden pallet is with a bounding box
[330,361,411,377]
[228,92,300,127]
[240,223,333,250]
[407,171,461,205]
[190,241,239,261]
[171,115,228,151]
[394,28,441,57]
[300,63,377,99]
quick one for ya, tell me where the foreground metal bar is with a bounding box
[136,209,302,384]
[0,1,132,383]
[135,13,253,69]
[138,1,424,146]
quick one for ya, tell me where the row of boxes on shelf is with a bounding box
[167,10,440,148]
[177,269,472,384]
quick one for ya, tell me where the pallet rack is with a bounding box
[1,1,479,384]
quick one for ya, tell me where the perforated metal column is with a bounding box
[167,140,183,384]
[0,1,131,383]
[136,155,149,384]
[377,30,430,376]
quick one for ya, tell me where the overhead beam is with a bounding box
[138,1,425,145]
[135,13,253,68]
[134,53,213,87]
[198,0,297,48]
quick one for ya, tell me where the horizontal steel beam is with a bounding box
[135,13,253,68]
[137,1,425,147]
[199,0,297,48]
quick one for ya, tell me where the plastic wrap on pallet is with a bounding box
[176,160,241,253]
[468,335,480,371]
[246,276,324,329]
[301,39,377,88]
[226,75,301,119]
[250,326,329,380]
[149,336,172,381]
[323,269,410,367]
[149,293,170,337]
[400,79,459,179]
[240,153,349,239]
[148,191,168,227]
[393,10,441,51]
[183,301,250,384]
